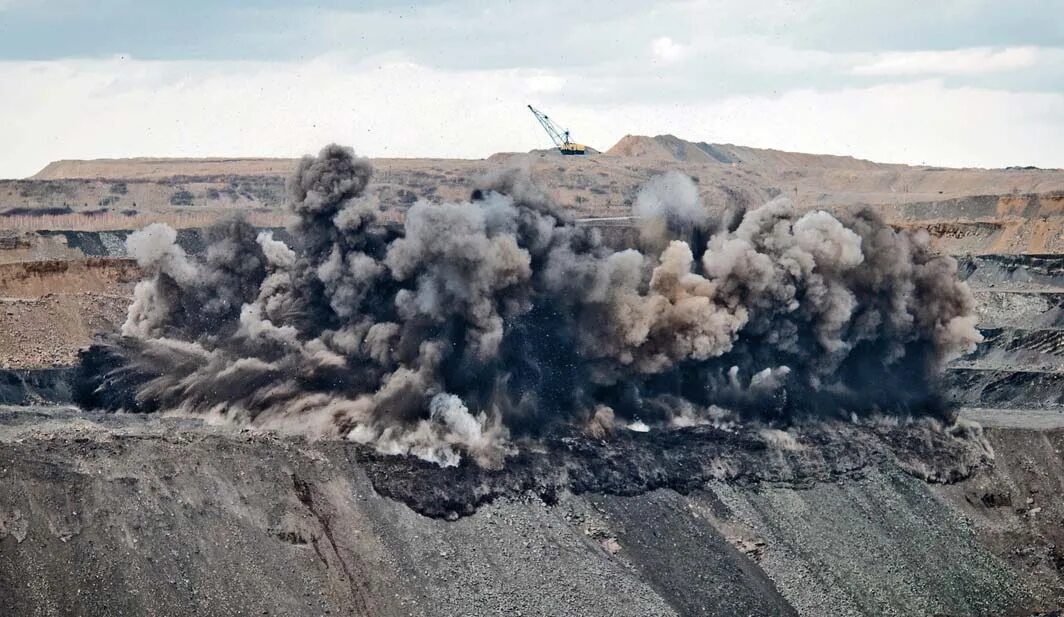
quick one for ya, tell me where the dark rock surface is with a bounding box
[0,367,77,405]
[0,407,1048,616]
[361,419,992,519]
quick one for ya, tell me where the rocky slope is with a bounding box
[0,406,1054,617]
[946,255,1064,410]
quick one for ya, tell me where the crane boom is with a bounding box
[527,105,567,148]
[527,105,587,155]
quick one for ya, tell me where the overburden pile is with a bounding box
[78,145,981,467]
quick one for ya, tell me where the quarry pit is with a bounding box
[2,138,1064,616]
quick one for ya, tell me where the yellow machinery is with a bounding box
[527,105,587,155]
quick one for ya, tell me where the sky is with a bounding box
[1,0,1062,177]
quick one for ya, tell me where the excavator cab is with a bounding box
[559,131,586,155]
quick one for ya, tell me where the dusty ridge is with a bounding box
[31,157,300,181]
[606,134,893,170]
[8,136,1064,259]
[30,156,488,182]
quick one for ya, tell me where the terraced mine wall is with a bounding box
[4,152,1064,615]
[887,191,1064,255]
[949,254,1064,411]
[2,184,1062,260]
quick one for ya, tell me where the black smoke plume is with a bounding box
[78,145,981,467]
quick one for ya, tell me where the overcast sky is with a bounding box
[1,0,1062,177]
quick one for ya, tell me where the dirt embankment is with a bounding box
[0,259,139,297]
[883,192,1064,255]
[0,407,1045,617]
[0,259,137,368]
[31,157,299,180]
[936,427,1064,606]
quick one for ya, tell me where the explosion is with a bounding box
[77,145,982,468]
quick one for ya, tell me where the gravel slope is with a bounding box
[0,407,1045,617]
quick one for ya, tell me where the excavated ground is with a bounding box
[945,255,1064,412]
[0,182,1062,614]
[0,258,136,368]
[0,406,1052,617]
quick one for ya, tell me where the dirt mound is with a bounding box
[606,135,890,171]
[606,134,726,163]
[704,142,890,170]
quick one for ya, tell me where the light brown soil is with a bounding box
[0,293,128,368]
[31,157,299,180]
[6,136,1063,257]
[0,259,137,368]
[0,259,140,297]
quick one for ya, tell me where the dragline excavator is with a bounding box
[527,105,587,155]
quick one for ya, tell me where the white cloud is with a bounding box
[651,37,687,63]
[0,58,553,177]
[525,72,566,94]
[0,59,1062,178]
[852,46,1040,76]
